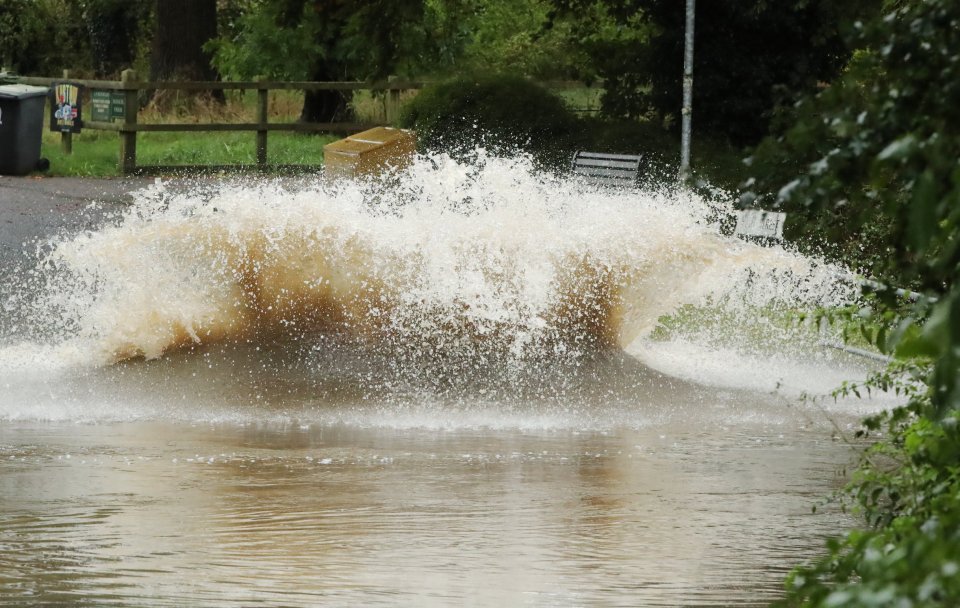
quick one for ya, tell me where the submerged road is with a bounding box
[0,174,323,253]
[0,176,149,255]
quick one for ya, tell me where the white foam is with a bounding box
[629,337,898,416]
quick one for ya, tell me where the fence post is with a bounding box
[256,77,268,167]
[60,69,73,155]
[119,69,138,175]
[386,75,401,124]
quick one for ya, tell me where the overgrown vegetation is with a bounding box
[746,0,960,604]
[0,0,150,77]
[0,0,91,76]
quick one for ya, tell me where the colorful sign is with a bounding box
[50,82,82,133]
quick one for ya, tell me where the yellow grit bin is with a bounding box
[323,127,416,179]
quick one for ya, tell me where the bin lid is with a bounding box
[324,127,413,156]
[0,84,49,100]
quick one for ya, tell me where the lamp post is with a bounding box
[679,0,695,182]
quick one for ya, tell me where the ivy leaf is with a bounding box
[876,134,918,162]
[893,318,939,359]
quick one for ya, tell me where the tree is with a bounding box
[83,0,150,77]
[150,0,221,83]
[0,0,149,78]
[209,0,432,122]
[0,0,90,76]
[454,0,591,80]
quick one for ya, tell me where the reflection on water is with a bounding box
[0,341,874,607]
[1,419,855,607]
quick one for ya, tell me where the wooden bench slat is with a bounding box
[573,166,637,179]
[575,152,643,162]
[574,158,640,170]
[578,175,635,188]
[571,150,642,187]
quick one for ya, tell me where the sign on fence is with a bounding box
[50,82,81,133]
[90,89,125,123]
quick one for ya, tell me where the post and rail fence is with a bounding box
[12,70,596,175]
[15,69,422,175]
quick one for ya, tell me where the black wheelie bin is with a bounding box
[0,84,49,175]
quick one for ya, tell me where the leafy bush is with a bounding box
[746,0,960,604]
[453,0,592,80]
[778,366,960,607]
[399,74,580,169]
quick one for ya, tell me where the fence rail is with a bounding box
[18,71,595,175]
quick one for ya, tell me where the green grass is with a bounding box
[40,129,336,176]
[34,90,338,176]
[41,130,123,176]
[556,86,604,115]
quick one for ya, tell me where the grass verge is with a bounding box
[39,130,336,177]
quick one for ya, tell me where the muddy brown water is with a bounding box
[0,169,892,606]
[0,341,877,607]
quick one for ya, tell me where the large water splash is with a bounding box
[4,152,853,372]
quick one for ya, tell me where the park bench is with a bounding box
[571,151,642,188]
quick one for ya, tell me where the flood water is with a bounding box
[0,157,896,606]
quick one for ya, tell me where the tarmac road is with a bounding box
[0,175,151,255]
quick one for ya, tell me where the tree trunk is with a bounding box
[149,0,223,101]
[300,66,352,123]
[86,1,146,77]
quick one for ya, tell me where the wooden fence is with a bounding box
[17,70,596,175]
[19,69,425,174]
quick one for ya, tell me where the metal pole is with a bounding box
[679,0,695,182]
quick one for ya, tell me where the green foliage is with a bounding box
[205,1,315,81]
[0,0,150,78]
[748,0,960,604]
[449,0,593,80]
[748,2,960,295]
[207,0,433,82]
[778,390,960,607]
[546,0,652,109]
[207,0,438,121]
[0,0,91,75]
[81,0,152,77]
[399,74,580,169]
